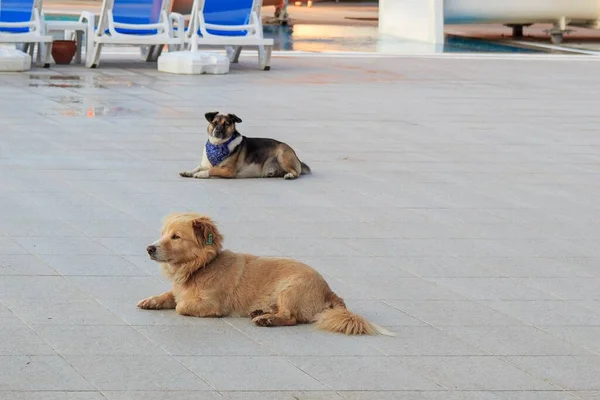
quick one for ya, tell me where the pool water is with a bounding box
[45,14,543,54]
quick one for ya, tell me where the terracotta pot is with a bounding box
[51,40,77,65]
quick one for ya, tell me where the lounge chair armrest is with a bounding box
[79,11,96,32]
[169,12,185,38]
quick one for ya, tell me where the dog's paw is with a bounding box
[137,296,161,309]
[284,173,297,180]
[249,309,265,319]
[193,171,210,179]
[252,314,275,327]
[179,171,193,178]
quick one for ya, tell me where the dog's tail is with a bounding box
[313,294,394,336]
[300,161,311,175]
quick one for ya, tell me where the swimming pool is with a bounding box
[45,14,544,54]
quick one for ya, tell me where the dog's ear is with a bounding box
[228,114,242,124]
[205,111,219,122]
[192,217,220,247]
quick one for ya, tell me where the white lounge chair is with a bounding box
[185,0,274,70]
[79,0,185,68]
[0,0,53,67]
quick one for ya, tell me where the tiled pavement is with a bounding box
[1,53,600,399]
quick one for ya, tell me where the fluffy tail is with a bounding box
[300,161,311,175]
[313,300,394,336]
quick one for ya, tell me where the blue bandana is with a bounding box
[205,133,240,166]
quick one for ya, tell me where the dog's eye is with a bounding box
[171,234,180,240]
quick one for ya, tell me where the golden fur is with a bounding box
[138,212,392,335]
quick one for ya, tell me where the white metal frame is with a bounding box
[0,0,53,67]
[44,20,87,64]
[79,0,185,68]
[185,0,274,70]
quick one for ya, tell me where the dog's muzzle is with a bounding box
[147,245,157,259]
[212,128,225,139]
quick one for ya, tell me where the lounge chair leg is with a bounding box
[226,46,242,63]
[86,43,102,68]
[35,43,44,68]
[43,42,53,68]
[150,45,163,61]
[143,45,161,62]
[259,45,272,71]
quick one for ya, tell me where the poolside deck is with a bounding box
[1,52,600,399]
[43,0,600,54]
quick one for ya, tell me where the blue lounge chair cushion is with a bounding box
[0,0,35,33]
[197,0,254,37]
[107,0,162,35]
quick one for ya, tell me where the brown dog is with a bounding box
[179,112,311,180]
[137,213,392,335]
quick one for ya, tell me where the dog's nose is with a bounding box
[147,245,157,255]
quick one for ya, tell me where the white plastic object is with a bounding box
[157,51,230,75]
[0,48,32,72]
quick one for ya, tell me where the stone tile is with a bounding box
[397,356,556,390]
[520,278,600,301]
[343,239,454,258]
[122,255,162,278]
[572,392,600,400]
[38,255,147,276]
[387,300,524,327]
[575,301,600,314]
[0,393,105,400]
[67,355,212,391]
[0,219,83,238]
[136,325,273,356]
[473,258,594,278]
[35,325,165,356]
[102,392,224,400]
[4,51,600,398]
[341,391,499,400]
[72,220,153,238]
[338,300,428,327]
[343,276,467,301]
[221,392,345,400]
[485,301,600,326]
[0,255,58,276]
[493,392,581,400]
[267,238,366,257]
[97,298,226,327]
[388,257,504,278]
[318,275,377,301]
[0,276,87,299]
[368,326,487,356]
[12,237,112,255]
[0,238,28,255]
[222,237,284,257]
[94,237,156,256]
[178,356,326,391]
[545,327,600,355]
[67,276,166,300]
[443,326,590,356]
[289,356,439,390]
[565,258,600,278]
[3,298,125,326]
[504,356,600,390]
[223,321,381,356]
[0,356,92,390]
[299,256,415,280]
[431,278,559,300]
[0,322,57,355]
